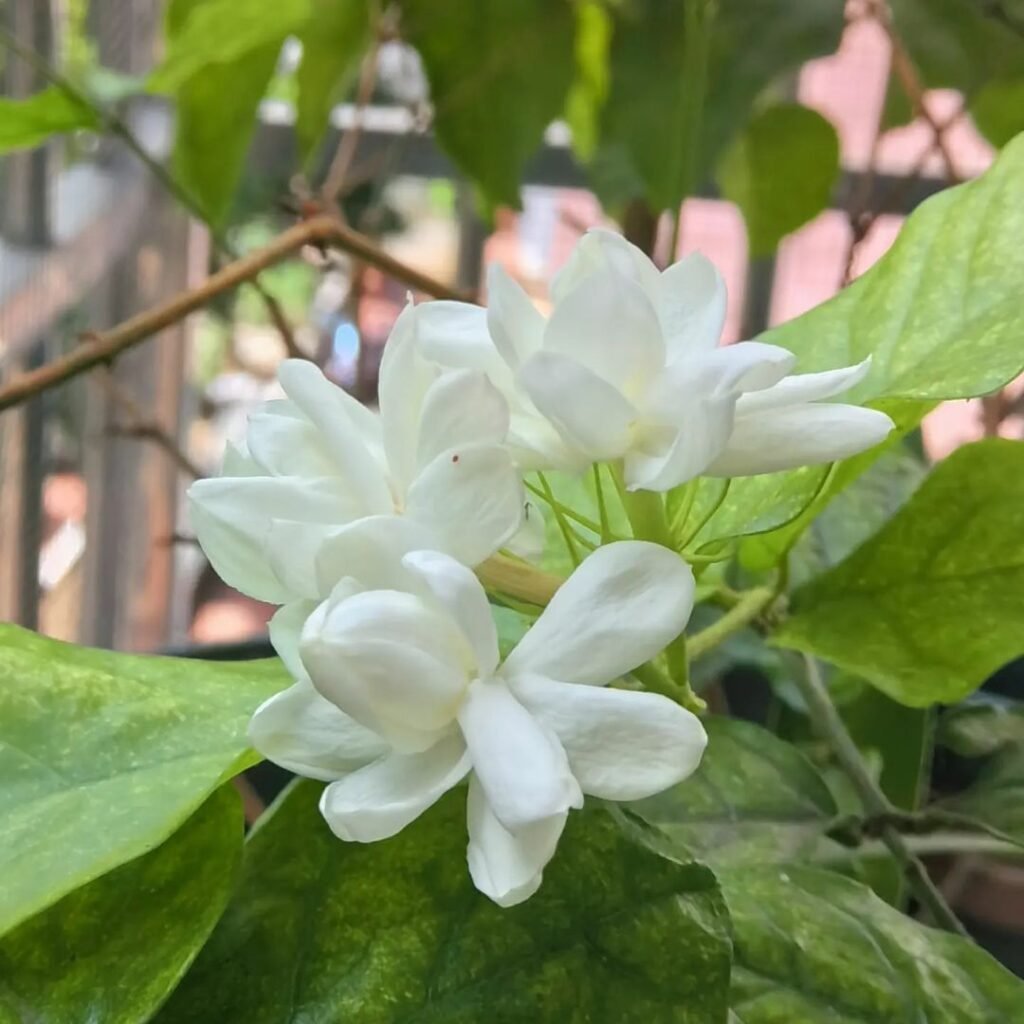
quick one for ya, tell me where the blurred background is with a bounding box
[1,0,1023,961]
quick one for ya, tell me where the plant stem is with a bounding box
[796,655,969,938]
[617,480,674,550]
[687,586,775,661]
[536,472,581,567]
[476,554,563,608]
[593,464,612,542]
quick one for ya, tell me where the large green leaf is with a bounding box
[722,865,1024,1021]
[626,717,838,866]
[593,0,844,210]
[294,0,371,165]
[696,132,1024,557]
[397,0,576,209]
[159,782,732,1023]
[0,787,242,1024]
[164,0,300,224]
[776,440,1024,707]
[0,624,284,935]
[0,87,98,153]
[716,103,839,257]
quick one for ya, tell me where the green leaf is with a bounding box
[0,624,285,936]
[0,87,98,153]
[939,699,1024,757]
[294,0,372,165]
[722,864,1024,1021]
[397,0,576,209]
[626,717,837,866]
[697,131,1024,558]
[776,440,1024,707]
[159,782,732,1023]
[716,103,839,257]
[593,0,844,210]
[0,786,242,1022]
[564,0,612,162]
[940,745,1024,845]
[150,0,311,93]
[164,0,301,224]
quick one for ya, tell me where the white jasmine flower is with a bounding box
[187,303,525,604]
[415,229,893,491]
[249,538,706,907]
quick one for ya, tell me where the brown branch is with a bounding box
[0,215,473,413]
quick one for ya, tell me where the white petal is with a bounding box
[320,733,470,842]
[221,439,260,476]
[466,774,566,908]
[687,341,796,397]
[457,679,582,830]
[406,442,524,566]
[248,679,387,781]
[502,541,694,686]
[314,515,434,596]
[187,476,359,603]
[486,263,546,370]
[736,357,873,415]
[518,352,636,461]
[300,588,472,752]
[507,410,592,473]
[509,674,707,800]
[377,301,438,494]
[544,267,665,393]
[268,599,319,678]
[277,359,393,513]
[416,369,509,468]
[246,403,338,478]
[657,252,726,358]
[414,300,515,385]
[402,550,499,677]
[551,228,661,305]
[706,404,895,477]
[504,499,546,561]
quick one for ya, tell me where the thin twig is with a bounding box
[0,215,471,412]
[98,369,203,479]
[796,654,970,937]
[0,26,303,357]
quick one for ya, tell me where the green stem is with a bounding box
[536,472,581,568]
[525,478,609,538]
[688,586,775,661]
[593,464,612,542]
[681,478,731,550]
[618,481,674,550]
[795,655,969,938]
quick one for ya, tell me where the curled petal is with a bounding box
[402,550,500,677]
[487,263,545,371]
[510,673,707,801]
[551,228,660,305]
[268,599,319,679]
[735,357,873,415]
[502,541,694,687]
[466,774,566,908]
[457,679,582,831]
[706,404,895,477]
[248,679,387,782]
[320,733,470,842]
[657,252,726,358]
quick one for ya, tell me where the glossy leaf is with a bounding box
[0,787,242,1023]
[164,0,299,224]
[593,0,843,210]
[398,0,576,209]
[696,132,1024,556]
[722,865,1024,1022]
[777,440,1024,706]
[716,103,839,257]
[159,782,732,1023]
[627,717,837,866]
[294,0,372,164]
[0,624,285,935]
[0,87,98,153]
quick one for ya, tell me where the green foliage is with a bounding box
[940,745,1024,846]
[0,624,284,935]
[162,0,306,224]
[939,700,1024,757]
[159,782,732,1023]
[397,0,576,210]
[777,440,1024,707]
[590,0,844,211]
[722,865,1024,1021]
[0,787,242,1023]
[294,0,371,165]
[0,87,98,153]
[693,132,1024,561]
[716,103,840,257]
[627,717,838,865]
